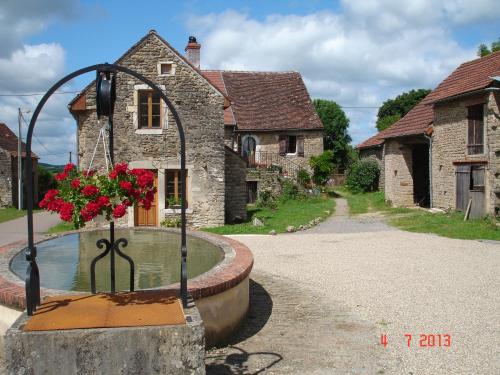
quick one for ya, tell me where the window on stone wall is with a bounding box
[138,90,161,129]
[279,135,304,156]
[467,104,484,155]
[165,169,188,208]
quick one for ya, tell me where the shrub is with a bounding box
[345,159,380,193]
[256,188,278,209]
[161,216,181,228]
[280,179,304,201]
[309,150,335,186]
[297,169,311,187]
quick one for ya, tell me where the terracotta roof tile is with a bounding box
[0,123,38,158]
[213,71,323,131]
[202,70,236,125]
[358,51,500,146]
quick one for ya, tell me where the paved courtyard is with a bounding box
[207,199,500,374]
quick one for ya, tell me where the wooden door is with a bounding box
[135,170,158,226]
[455,165,470,211]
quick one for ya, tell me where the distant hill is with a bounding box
[39,163,65,173]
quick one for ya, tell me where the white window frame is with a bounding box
[157,61,176,77]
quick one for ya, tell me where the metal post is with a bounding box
[17,108,22,210]
[108,117,115,293]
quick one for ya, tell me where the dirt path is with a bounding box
[211,199,500,374]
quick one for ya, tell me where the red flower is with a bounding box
[122,199,133,207]
[129,188,140,199]
[85,201,101,215]
[44,189,59,200]
[119,180,133,191]
[83,170,95,177]
[82,185,99,197]
[109,170,118,179]
[55,172,68,181]
[142,199,152,210]
[38,199,47,208]
[64,163,76,173]
[47,198,64,212]
[112,204,127,218]
[137,171,154,188]
[81,209,94,222]
[129,168,144,176]
[97,196,110,207]
[145,190,155,202]
[71,178,81,189]
[114,162,128,175]
[59,202,74,222]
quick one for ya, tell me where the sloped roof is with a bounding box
[69,30,228,110]
[357,51,500,148]
[204,71,323,131]
[202,70,236,125]
[0,123,38,158]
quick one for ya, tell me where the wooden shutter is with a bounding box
[455,165,470,211]
[278,135,287,156]
[297,136,304,157]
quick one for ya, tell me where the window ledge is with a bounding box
[164,208,193,214]
[135,129,163,135]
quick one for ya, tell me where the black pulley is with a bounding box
[96,70,116,118]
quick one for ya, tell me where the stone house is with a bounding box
[0,123,39,208]
[358,52,500,218]
[69,30,323,226]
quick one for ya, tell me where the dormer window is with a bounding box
[157,61,175,76]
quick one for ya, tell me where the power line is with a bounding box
[20,113,69,158]
[0,90,81,97]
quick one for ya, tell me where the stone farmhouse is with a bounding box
[358,52,500,218]
[0,123,38,208]
[69,30,323,227]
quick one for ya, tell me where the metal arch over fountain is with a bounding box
[23,63,189,315]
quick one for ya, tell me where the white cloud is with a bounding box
[187,6,477,144]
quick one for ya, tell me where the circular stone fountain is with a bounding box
[0,228,253,346]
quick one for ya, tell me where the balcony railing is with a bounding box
[244,151,302,179]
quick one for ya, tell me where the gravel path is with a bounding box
[212,199,500,374]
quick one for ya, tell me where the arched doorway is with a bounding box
[242,135,257,166]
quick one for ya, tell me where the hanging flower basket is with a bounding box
[39,162,156,229]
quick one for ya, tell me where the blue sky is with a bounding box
[0,0,499,164]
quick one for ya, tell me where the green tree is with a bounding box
[313,99,352,170]
[309,150,335,186]
[376,89,430,131]
[37,165,56,201]
[476,38,500,57]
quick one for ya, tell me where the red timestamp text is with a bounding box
[380,334,451,348]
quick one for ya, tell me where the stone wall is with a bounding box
[76,33,225,227]
[224,126,236,150]
[245,130,323,171]
[0,149,12,208]
[224,147,247,223]
[246,169,282,197]
[359,146,384,190]
[432,92,498,215]
[384,139,414,206]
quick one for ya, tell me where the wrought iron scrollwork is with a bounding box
[90,237,134,294]
[25,246,40,316]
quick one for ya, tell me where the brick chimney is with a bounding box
[185,36,201,69]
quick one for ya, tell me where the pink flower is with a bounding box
[71,178,81,189]
[112,204,127,218]
[82,185,99,197]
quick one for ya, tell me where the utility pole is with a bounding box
[69,151,72,163]
[17,108,22,210]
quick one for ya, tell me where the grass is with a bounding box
[0,207,28,223]
[46,221,75,234]
[335,188,499,241]
[204,196,335,235]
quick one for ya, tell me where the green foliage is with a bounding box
[376,113,401,131]
[256,188,278,209]
[376,89,431,131]
[345,159,380,193]
[161,216,181,228]
[37,165,56,201]
[297,169,311,187]
[477,38,500,57]
[313,99,352,170]
[280,179,304,201]
[309,150,335,186]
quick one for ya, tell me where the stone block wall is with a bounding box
[384,139,414,206]
[432,93,498,215]
[249,130,323,170]
[76,33,225,227]
[224,147,247,223]
[0,149,12,208]
[359,146,384,190]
